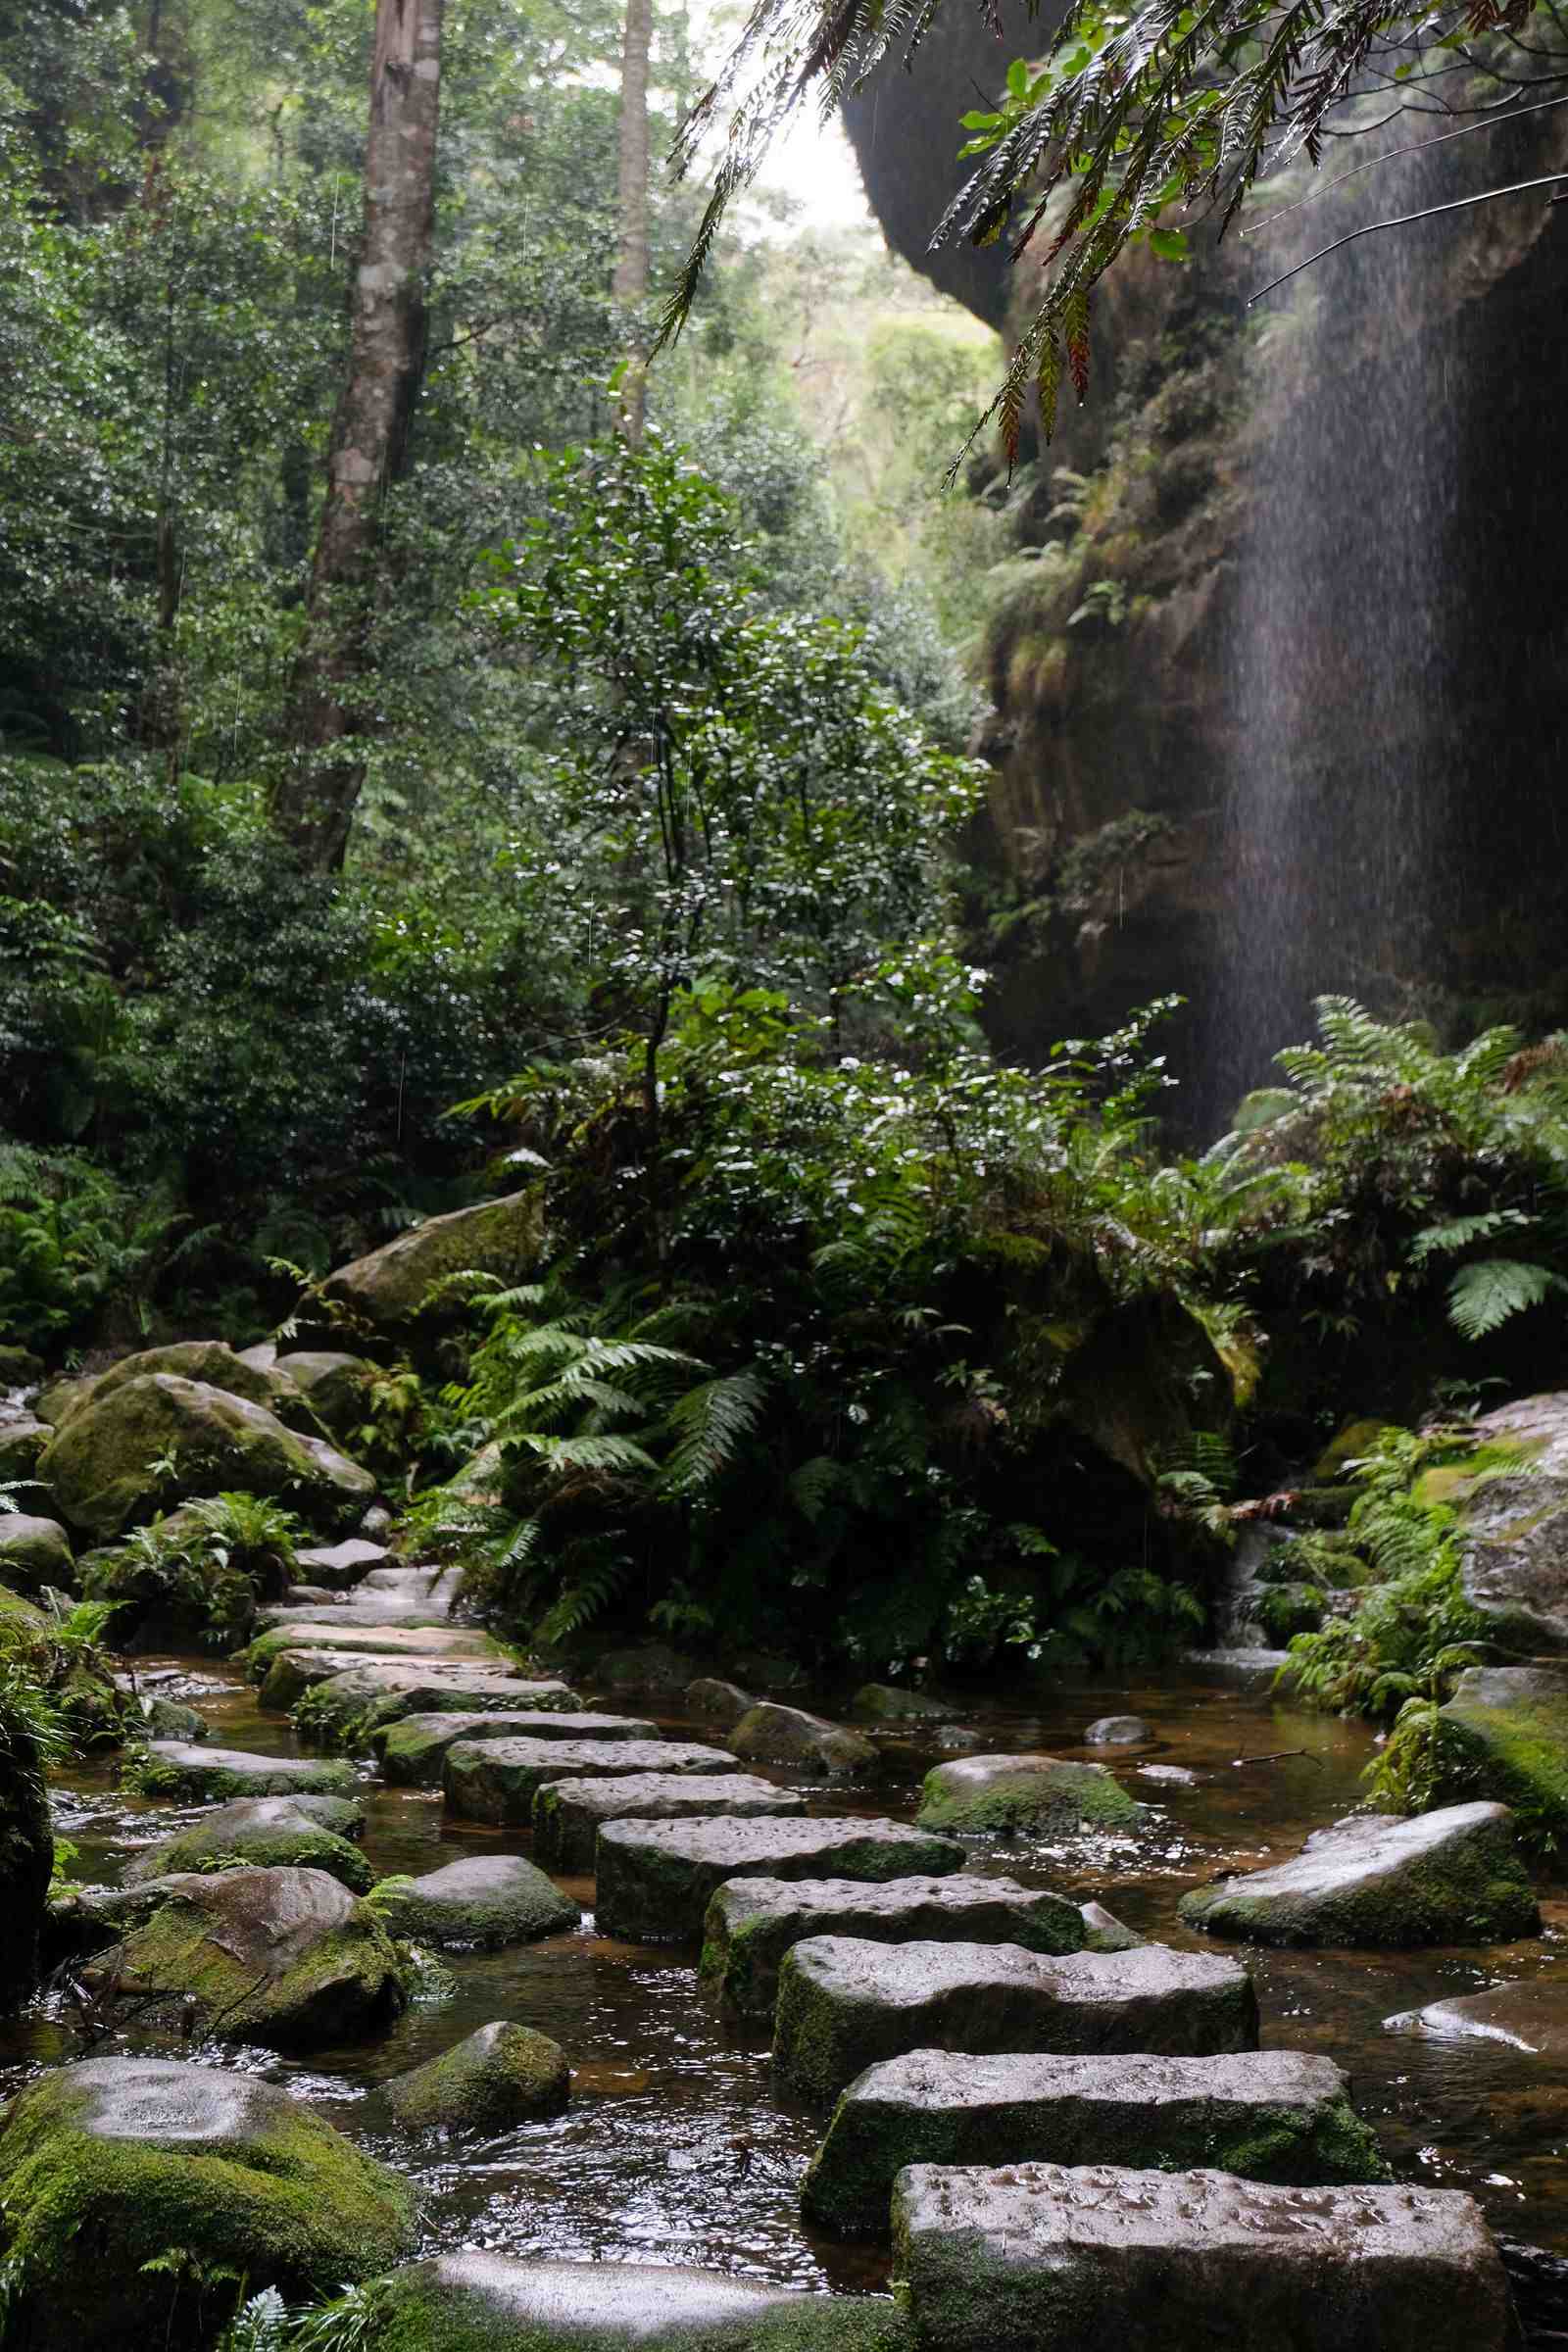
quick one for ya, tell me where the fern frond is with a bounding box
[659,1370,768,1496]
[514,1433,662,1477]
[1407,1210,1533,1265]
[1446,1257,1568,1341]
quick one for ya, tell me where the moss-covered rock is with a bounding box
[240,1617,503,1676]
[1432,1665,1568,1847]
[913,1753,1140,1838]
[81,1865,406,2047]
[803,2047,1391,2239]
[39,1375,374,1541]
[0,1511,72,1590]
[126,1692,211,1741]
[122,1794,374,1891]
[595,1818,967,1944]
[331,2255,910,2351]
[42,1343,329,1439]
[1449,1394,1568,1649]
[0,2055,416,2351]
[591,1642,700,1695]
[730,1704,878,1780]
[444,1736,736,1826]
[375,1707,655,1788]
[274,1350,379,1437]
[536,1772,806,1872]
[366,1855,578,1948]
[0,1414,50,1482]
[684,1677,758,1729]
[1177,1802,1541,1947]
[323,1189,544,1330]
[386,2021,570,2131]
[126,1739,359,1801]
[850,1686,955,1723]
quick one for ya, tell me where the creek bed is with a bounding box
[5,1656,1566,2298]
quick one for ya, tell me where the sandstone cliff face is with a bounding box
[843,66,1568,1127]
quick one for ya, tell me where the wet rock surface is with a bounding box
[122,1792,373,1890]
[773,1936,1259,2106]
[1435,1666,1568,1841]
[1384,1982,1568,2056]
[0,1510,73,1587]
[534,1771,807,1871]
[1177,1802,1541,1947]
[700,1873,1087,2019]
[374,1706,658,1786]
[1455,1392,1568,1648]
[914,1752,1141,1837]
[892,2164,1514,2352]
[731,1703,879,1780]
[594,1817,967,1943]
[803,2047,1391,2238]
[365,1853,579,1947]
[0,2056,416,2352]
[443,1736,738,1824]
[1084,1713,1152,1745]
[135,1738,359,1800]
[386,2020,570,2131]
[684,1676,758,1729]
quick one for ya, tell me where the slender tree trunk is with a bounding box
[271,0,443,871]
[612,0,652,446]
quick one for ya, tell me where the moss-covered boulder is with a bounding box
[0,1414,50,1481]
[122,1794,373,1892]
[1432,1667,1568,1847]
[386,2021,570,2131]
[913,1754,1140,1838]
[128,1739,359,1801]
[260,1653,539,1721]
[1446,1393,1568,1649]
[1177,1803,1541,1947]
[591,1642,701,1695]
[332,2255,910,2351]
[124,1691,210,1741]
[323,1189,544,1330]
[536,1772,806,1871]
[850,1686,955,1723]
[274,1350,379,1437]
[802,2047,1391,2239]
[40,1342,327,1438]
[366,1855,578,1948]
[683,1677,757,1730]
[81,1865,406,2047]
[0,1512,72,1590]
[0,1728,51,2002]
[730,1704,878,1780]
[0,2055,416,2351]
[39,1375,374,1541]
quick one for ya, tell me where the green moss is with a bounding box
[914,1760,1139,1838]
[343,2265,911,2352]
[385,2022,569,2131]
[1432,1690,1568,1852]
[102,1884,404,2047]
[137,1826,374,1893]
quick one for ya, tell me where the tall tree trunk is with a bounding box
[271,0,443,871]
[613,0,653,446]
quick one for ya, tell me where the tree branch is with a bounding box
[1250,169,1568,303]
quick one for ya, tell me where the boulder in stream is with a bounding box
[773,1936,1258,2107]
[122,1793,373,1891]
[386,2020,570,2131]
[0,1413,50,1481]
[39,1374,373,1540]
[684,1676,758,1729]
[914,1752,1141,1837]
[1446,1392,1568,1649]
[366,1854,579,1947]
[850,1685,955,1723]
[1177,1802,1541,1947]
[37,1341,327,1438]
[891,2163,1513,2352]
[0,1511,73,1589]
[700,1873,1086,2020]
[128,1739,359,1801]
[1078,1898,1144,1951]
[1433,1666,1568,1844]
[1384,1981,1568,2056]
[535,1771,806,1871]
[81,1865,405,2046]
[1084,1713,1152,1745]
[288,1661,578,1743]
[804,2047,1391,2239]
[595,1817,966,1943]
[292,1534,392,1586]
[375,1706,657,1786]
[124,1690,210,1741]
[443,1736,738,1825]
[729,1703,879,1780]
[0,2055,416,2351]
[339,2254,909,2350]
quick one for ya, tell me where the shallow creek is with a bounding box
[5,1661,1566,2297]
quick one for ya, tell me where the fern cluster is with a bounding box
[82,1492,302,1647]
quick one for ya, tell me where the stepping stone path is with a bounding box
[803,2048,1391,2238]
[293,1664,584,1741]
[262,1649,576,1717]
[122,1793,372,1890]
[1177,1801,1541,1947]
[374,1708,659,1786]
[892,2164,1513,2352]
[773,1936,1259,2106]
[701,1873,1087,2018]
[443,1737,738,1825]
[594,1817,967,1943]
[366,1854,578,1947]
[134,1740,358,1800]
[534,1772,808,1870]
[242,1618,503,1669]
[915,1751,1140,1836]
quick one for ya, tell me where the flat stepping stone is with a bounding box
[366,1855,578,1947]
[1384,1981,1568,2056]
[374,1709,658,1787]
[261,1649,575,1719]
[260,1598,459,1631]
[386,2021,569,2130]
[131,1741,358,1801]
[241,1620,503,1673]
[774,1936,1258,2106]
[595,1817,966,1944]
[702,1873,1087,2019]
[347,2254,909,2349]
[914,1752,1140,1836]
[804,2047,1390,2238]
[534,1773,807,1870]
[892,2164,1511,2352]
[444,1738,737,1826]
[294,1537,390,1586]
[1177,1801,1541,1947]
[122,1794,371,1891]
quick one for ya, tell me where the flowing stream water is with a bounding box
[8,1653,1568,2304]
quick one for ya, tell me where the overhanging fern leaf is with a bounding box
[1446,1257,1568,1341]
[1407,1209,1533,1265]
[660,1370,768,1496]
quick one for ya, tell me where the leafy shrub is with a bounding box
[83,1493,302,1646]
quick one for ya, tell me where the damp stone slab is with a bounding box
[134,1740,359,1801]
[442,1737,739,1825]
[594,1817,968,1944]
[890,2164,1512,2352]
[1383,1981,1568,2057]
[257,1645,565,1714]
[773,1936,1258,2108]
[355,2253,910,2350]
[533,1772,807,1871]
[373,1708,660,1787]
[802,2047,1391,2239]
[1176,1801,1541,1948]
[701,1874,1086,2020]
[241,1619,504,1671]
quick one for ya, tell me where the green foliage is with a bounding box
[82,1491,302,1646]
